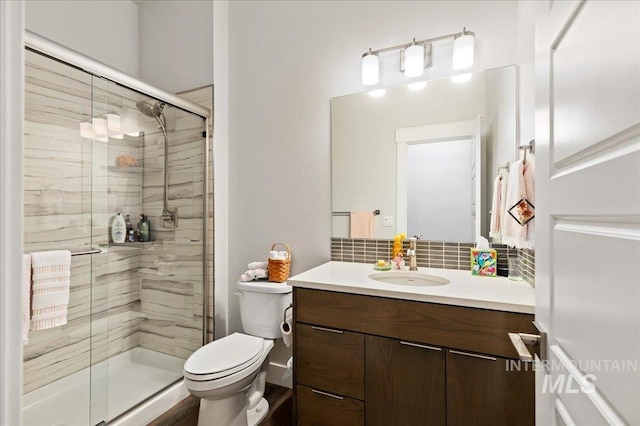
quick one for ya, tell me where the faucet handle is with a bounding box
[413,235,422,240]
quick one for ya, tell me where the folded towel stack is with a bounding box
[240,261,269,282]
[30,250,72,331]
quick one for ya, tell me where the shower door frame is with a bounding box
[23,28,212,418]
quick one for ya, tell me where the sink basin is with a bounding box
[368,271,450,287]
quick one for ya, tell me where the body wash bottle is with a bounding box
[111,213,126,243]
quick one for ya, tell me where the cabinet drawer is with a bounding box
[296,385,364,426]
[295,288,536,359]
[296,323,365,400]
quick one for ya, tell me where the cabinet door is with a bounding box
[366,335,446,426]
[446,349,534,426]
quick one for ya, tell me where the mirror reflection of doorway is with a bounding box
[406,139,474,241]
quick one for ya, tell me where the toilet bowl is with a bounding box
[183,281,292,426]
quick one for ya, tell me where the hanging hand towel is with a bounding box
[350,211,375,239]
[22,254,32,345]
[501,160,535,249]
[30,250,72,331]
[523,157,535,248]
[489,173,507,240]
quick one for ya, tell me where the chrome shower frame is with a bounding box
[24,31,212,351]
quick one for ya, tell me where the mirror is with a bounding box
[331,65,517,242]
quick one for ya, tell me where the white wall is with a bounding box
[138,0,214,93]
[227,0,519,333]
[25,0,139,76]
[518,1,537,145]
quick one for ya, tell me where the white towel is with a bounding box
[30,250,71,331]
[248,261,268,270]
[350,211,375,239]
[22,255,31,345]
[489,172,508,240]
[501,159,535,249]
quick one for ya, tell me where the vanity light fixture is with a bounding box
[362,49,380,85]
[452,28,475,70]
[361,27,475,86]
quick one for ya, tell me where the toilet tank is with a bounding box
[236,281,292,339]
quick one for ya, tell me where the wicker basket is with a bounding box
[268,243,291,283]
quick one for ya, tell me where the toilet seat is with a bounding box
[184,333,265,382]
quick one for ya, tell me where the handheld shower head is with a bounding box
[136,100,166,118]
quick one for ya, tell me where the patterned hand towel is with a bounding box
[30,250,72,331]
[23,254,32,344]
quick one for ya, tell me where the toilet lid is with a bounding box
[184,333,264,377]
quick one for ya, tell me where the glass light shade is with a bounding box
[408,81,427,91]
[79,122,94,139]
[107,113,121,132]
[362,53,379,86]
[92,117,108,137]
[451,73,472,83]
[452,34,475,70]
[405,44,424,78]
[369,89,386,98]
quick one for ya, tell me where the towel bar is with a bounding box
[71,249,102,256]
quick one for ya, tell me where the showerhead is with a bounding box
[136,100,166,118]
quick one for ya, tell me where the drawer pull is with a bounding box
[449,350,496,361]
[311,326,344,334]
[312,389,344,400]
[400,341,441,351]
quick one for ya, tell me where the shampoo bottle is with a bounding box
[111,213,126,243]
[139,214,150,242]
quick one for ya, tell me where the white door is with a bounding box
[535,1,640,425]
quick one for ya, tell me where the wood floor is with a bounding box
[148,383,293,426]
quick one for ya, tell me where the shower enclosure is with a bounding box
[22,33,210,425]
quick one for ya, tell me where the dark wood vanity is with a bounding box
[293,288,536,426]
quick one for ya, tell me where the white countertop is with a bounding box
[288,261,535,314]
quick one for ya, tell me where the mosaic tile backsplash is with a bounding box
[331,238,535,286]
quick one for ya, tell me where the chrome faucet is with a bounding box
[407,238,418,271]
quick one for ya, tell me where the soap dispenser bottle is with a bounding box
[111,213,126,243]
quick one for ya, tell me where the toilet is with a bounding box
[183,280,292,426]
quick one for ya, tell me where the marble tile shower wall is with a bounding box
[137,94,206,358]
[23,51,209,393]
[330,238,535,286]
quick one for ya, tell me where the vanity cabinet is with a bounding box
[293,288,536,426]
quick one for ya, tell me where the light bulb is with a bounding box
[107,114,121,132]
[405,43,424,78]
[92,117,108,137]
[362,51,379,86]
[79,122,94,139]
[452,32,475,70]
